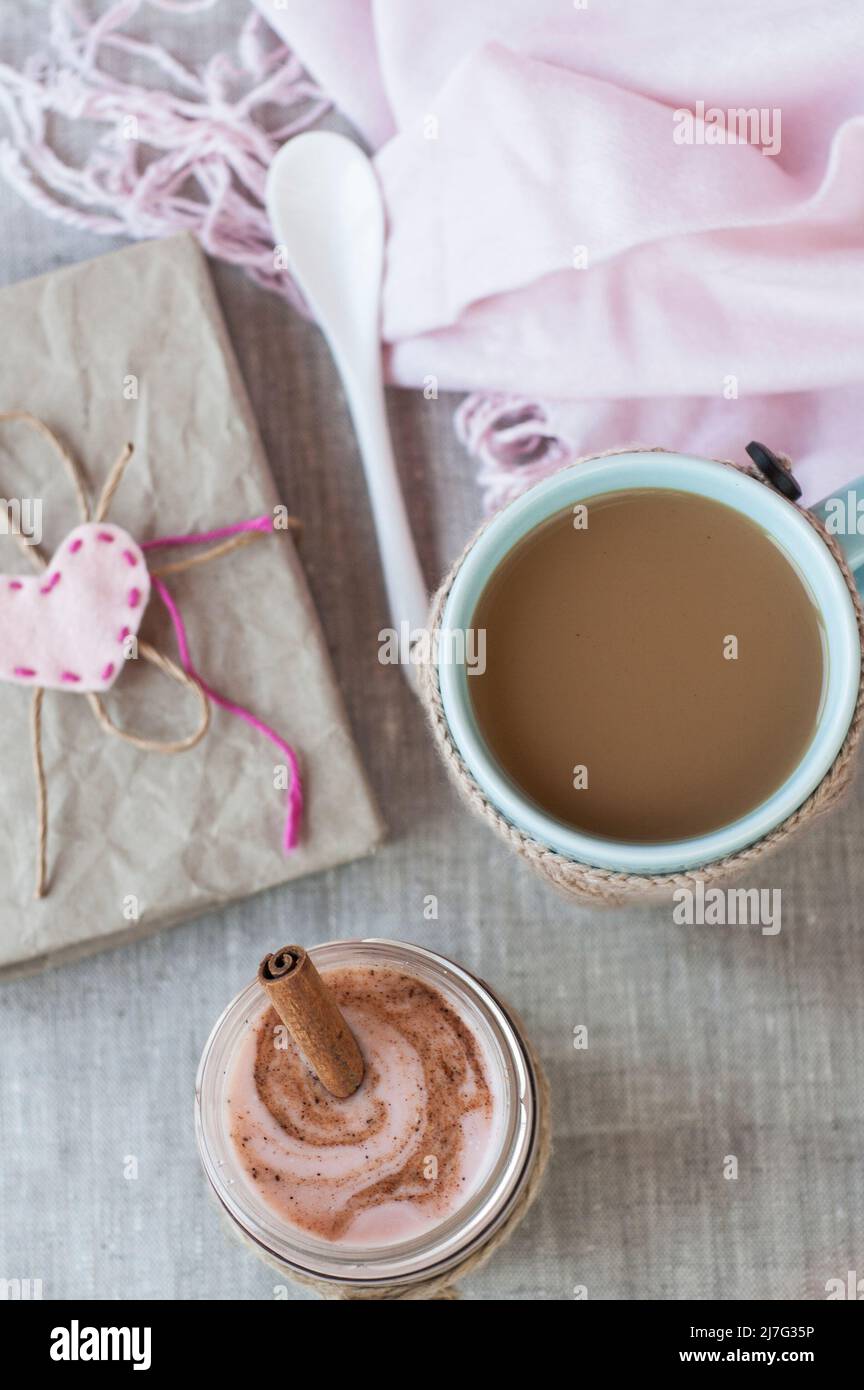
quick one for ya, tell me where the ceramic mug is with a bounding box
[437,450,863,874]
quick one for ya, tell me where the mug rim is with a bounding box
[438,451,861,873]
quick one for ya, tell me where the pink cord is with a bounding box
[147,516,303,852]
[142,515,273,550]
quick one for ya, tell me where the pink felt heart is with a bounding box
[1,522,150,693]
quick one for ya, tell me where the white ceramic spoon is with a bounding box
[266,132,429,692]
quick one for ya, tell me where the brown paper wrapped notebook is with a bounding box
[0,234,384,978]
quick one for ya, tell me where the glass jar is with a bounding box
[195,937,541,1291]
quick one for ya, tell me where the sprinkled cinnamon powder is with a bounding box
[227,965,500,1245]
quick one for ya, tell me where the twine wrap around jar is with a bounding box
[420,450,864,905]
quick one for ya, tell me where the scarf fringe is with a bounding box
[0,0,329,308]
[455,391,574,512]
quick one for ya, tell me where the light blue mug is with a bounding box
[437,450,863,873]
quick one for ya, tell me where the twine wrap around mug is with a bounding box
[420,449,864,905]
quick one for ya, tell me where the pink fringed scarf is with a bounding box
[3,3,864,519]
[0,0,327,307]
[0,2,727,531]
[0,0,569,513]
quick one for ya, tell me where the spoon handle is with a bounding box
[338,356,430,685]
[267,133,429,693]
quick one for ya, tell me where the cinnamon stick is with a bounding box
[257,945,365,1099]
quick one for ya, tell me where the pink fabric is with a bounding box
[0,522,150,693]
[259,0,864,504]
[3,3,861,504]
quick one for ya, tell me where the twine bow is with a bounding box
[1,412,303,898]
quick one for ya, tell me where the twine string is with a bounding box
[147,517,301,578]
[151,529,261,577]
[141,516,277,550]
[86,640,211,755]
[94,440,134,522]
[0,410,92,897]
[151,571,303,851]
[31,687,47,899]
[142,515,305,851]
[1,412,304,897]
[0,410,90,538]
[0,411,83,572]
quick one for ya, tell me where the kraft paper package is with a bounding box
[0,233,384,979]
